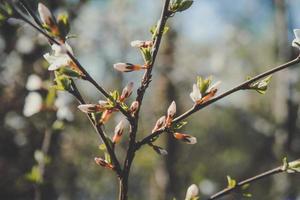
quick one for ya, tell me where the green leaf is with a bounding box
[104,152,111,164]
[52,120,65,131]
[197,76,211,95]
[57,13,70,39]
[54,72,72,91]
[243,193,252,198]
[25,166,42,184]
[171,121,188,130]
[59,67,81,78]
[178,0,194,12]
[141,48,152,65]
[99,144,107,151]
[285,159,300,173]
[249,75,272,94]
[227,176,236,188]
[45,87,57,108]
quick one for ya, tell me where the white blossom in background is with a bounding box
[23,92,43,117]
[292,29,300,48]
[185,184,199,200]
[26,74,43,91]
[55,92,74,121]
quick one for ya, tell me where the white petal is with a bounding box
[113,63,128,72]
[26,74,42,91]
[23,92,42,117]
[190,84,201,102]
[185,184,199,200]
[130,40,144,47]
[38,3,52,25]
[208,81,221,92]
[187,136,197,144]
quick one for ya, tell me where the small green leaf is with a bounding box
[57,13,70,39]
[249,75,272,94]
[171,121,188,130]
[52,120,64,130]
[59,67,81,78]
[177,0,194,12]
[197,76,211,95]
[54,72,72,91]
[104,152,111,164]
[286,159,300,173]
[25,166,42,184]
[227,176,236,188]
[243,193,252,198]
[99,144,107,151]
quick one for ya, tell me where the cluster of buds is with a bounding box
[94,157,114,170]
[113,63,148,73]
[248,76,272,94]
[190,76,221,105]
[112,120,125,144]
[173,132,197,144]
[131,40,153,65]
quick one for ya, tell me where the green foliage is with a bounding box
[0,2,13,24]
[53,71,72,91]
[57,13,70,39]
[169,0,194,13]
[197,76,212,95]
[248,76,272,94]
[282,157,300,173]
[226,176,236,188]
[171,121,188,131]
[25,166,43,184]
[150,25,169,38]
[58,67,82,78]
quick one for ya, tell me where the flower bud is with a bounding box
[130,40,153,48]
[185,184,199,200]
[151,144,168,156]
[129,101,139,114]
[98,100,109,107]
[100,109,113,124]
[152,116,166,133]
[78,104,106,113]
[173,132,197,144]
[112,120,125,144]
[207,81,221,93]
[94,157,114,169]
[120,82,134,101]
[113,63,147,72]
[167,101,176,118]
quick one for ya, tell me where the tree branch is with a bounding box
[12,3,132,120]
[136,56,300,148]
[206,159,300,200]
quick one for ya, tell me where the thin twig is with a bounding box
[70,80,123,177]
[207,163,292,200]
[137,56,300,148]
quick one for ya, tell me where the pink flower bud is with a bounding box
[173,132,197,144]
[167,101,176,118]
[120,82,134,101]
[94,157,114,169]
[152,145,168,156]
[113,120,125,144]
[152,116,166,133]
[129,101,139,114]
[113,63,146,72]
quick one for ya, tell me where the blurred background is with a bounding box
[0,0,300,199]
